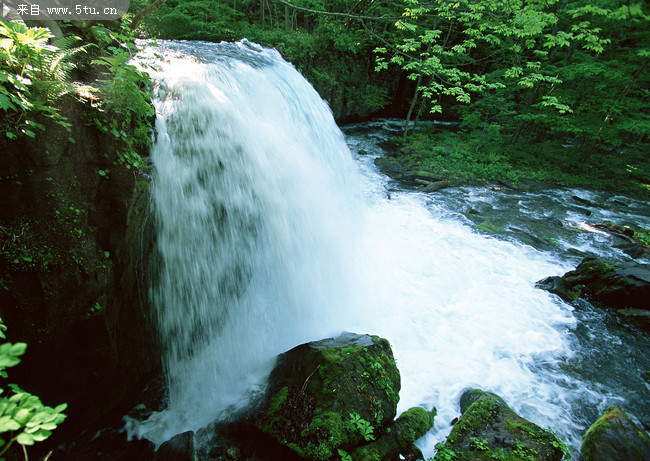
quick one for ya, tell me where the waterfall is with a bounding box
[132,40,367,445]
[130,41,648,459]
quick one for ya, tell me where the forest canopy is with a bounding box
[126,0,649,194]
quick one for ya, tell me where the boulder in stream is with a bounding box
[581,407,650,461]
[155,431,196,461]
[536,257,650,330]
[434,389,566,461]
[251,332,432,460]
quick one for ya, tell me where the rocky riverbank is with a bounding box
[53,332,650,460]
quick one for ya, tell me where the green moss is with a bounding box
[440,391,568,461]
[395,130,650,197]
[447,397,498,444]
[301,410,349,460]
[396,407,435,446]
[581,407,650,461]
[268,386,289,414]
[257,335,401,459]
[477,220,507,234]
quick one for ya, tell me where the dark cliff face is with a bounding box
[0,94,160,446]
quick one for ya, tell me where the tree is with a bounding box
[374,0,649,152]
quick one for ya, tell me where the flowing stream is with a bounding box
[133,41,649,458]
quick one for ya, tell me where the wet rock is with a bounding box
[569,222,649,260]
[569,206,592,216]
[536,257,650,313]
[591,222,649,259]
[422,180,450,193]
[616,309,650,333]
[350,406,435,461]
[535,276,581,301]
[509,227,556,251]
[615,242,649,260]
[156,431,195,461]
[52,427,156,460]
[581,407,650,461]
[434,389,565,461]
[51,368,167,460]
[0,94,159,452]
[572,195,598,208]
[252,332,401,460]
[592,222,635,238]
[466,202,494,216]
[374,157,407,181]
[411,170,443,183]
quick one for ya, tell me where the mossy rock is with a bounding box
[562,257,650,309]
[253,332,401,460]
[434,389,565,461]
[581,407,650,461]
[476,220,507,234]
[350,406,435,461]
[537,258,650,330]
[535,276,582,302]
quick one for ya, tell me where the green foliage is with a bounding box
[133,0,243,41]
[131,0,648,172]
[390,123,650,195]
[348,410,375,441]
[470,437,490,451]
[373,0,650,174]
[0,20,81,139]
[433,441,457,461]
[89,24,154,170]
[0,321,66,458]
[338,448,352,461]
[625,226,650,248]
[547,428,572,460]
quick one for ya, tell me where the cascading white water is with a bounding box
[132,42,648,458]
[132,40,368,445]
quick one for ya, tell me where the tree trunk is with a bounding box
[285,4,290,31]
[130,0,167,31]
[404,74,422,136]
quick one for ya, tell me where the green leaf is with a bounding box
[0,416,21,432]
[16,432,35,445]
[8,343,26,356]
[0,93,17,111]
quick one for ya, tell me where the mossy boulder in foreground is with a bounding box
[252,332,433,460]
[434,389,566,461]
[581,406,650,461]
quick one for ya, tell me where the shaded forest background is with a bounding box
[128,0,650,195]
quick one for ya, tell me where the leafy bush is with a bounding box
[0,321,66,459]
[0,20,82,139]
[88,23,155,169]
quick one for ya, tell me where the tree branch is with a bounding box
[130,0,168,31]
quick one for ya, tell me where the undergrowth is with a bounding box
[397,126,650,197]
